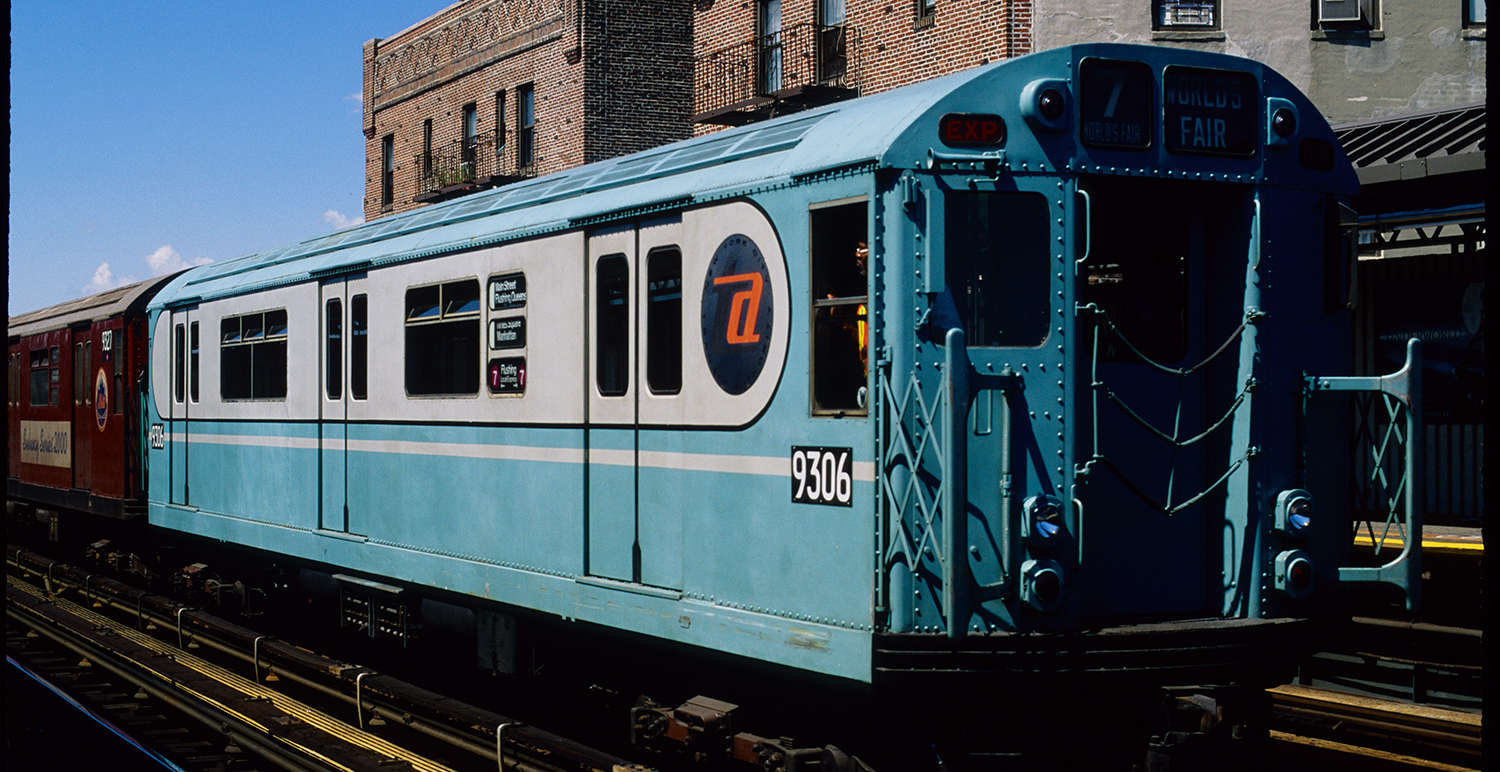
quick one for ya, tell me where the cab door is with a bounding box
[585,226,638,582]
[166,307,197,505]
[70,326,93,492]
[634,217,685,590]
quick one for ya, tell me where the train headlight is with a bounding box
[1021,558,1064,612]
[1022,494,1066,544]
[1274,550,1314,599]
[1275,489,1312,538]
[1266,97,1299,147]
[1020,78,1071,132]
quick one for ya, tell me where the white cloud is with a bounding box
[83,261,136,294]
[145,244,213,276]
[323,209,364,229]
[345,91,364,106]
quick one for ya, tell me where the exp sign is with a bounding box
[1163,66,1258,156]
[939,113,1005,148]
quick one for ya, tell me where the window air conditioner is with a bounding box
[1318,0,1371,25]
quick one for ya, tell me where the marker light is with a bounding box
[1276,489,1312,538]
[1038,89,1066,121]
[1266,97,1299,147]
[1023,494,1066,544]
[1275,550,1314,599]
[1272,108,1297,138]
[1021,558,1064,612]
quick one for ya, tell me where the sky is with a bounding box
[8,1,453,316]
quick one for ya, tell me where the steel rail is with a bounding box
[7,545,652,772]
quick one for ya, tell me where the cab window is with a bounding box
[943,191,1050,347]
[810,200,868,414]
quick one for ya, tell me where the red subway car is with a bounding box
[8,275,179,518]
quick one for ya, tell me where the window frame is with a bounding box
[595,254,631,398]
[494,90,507,158]
[219,310,289,401]
[645,246,683,395]
[326,298,343,401]
[173,323,186,404]
[809,198,870,417]
[380,134,395,208]
[351,294,369,400]
[1154,0,1221,31]
[516,83,535,171]
[915,0,936,27]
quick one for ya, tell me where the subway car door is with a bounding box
[318,275,367,533]
[634,217,685,590]
[70,325,93,492]
[167,308,196,505]
[585,226,638,582]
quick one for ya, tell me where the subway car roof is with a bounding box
[151,43,1354,309]
[10,272,184,340]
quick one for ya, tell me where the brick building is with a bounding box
[692,0,1033,130]
[362,0,692,220]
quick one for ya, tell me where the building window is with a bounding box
[173,323,185,403]
[516,84,535,170]
[405,280,480,396]
[30,347,58,406]
[381,134,395,208]
[915,0,936,27]
[646,247,682,395]
[351,294,368,400]
[1155,0,1219,29]
[494,91,507,158]
[326,299,342,400]
[220,310,288,400]
[189,322,199,402]
[422,120,433,179]
[596,255,630,397]
[760,0,783,93]
[462,102,478,178]
[1465,0,1486,25]
[811,201,868,414]
[1313,0,1378,29]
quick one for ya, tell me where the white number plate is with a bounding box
[149,424,166,449]
[791,446,853,507]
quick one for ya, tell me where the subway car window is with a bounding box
[29,350,49,406]
[189,323,199,402]
[50,346,60,405]
[84,342,93,404]
[944,191,1050,347]
[173,324,185,403]
[75,342,85,404]
[646,247,682,395]
[811,201,868,414]
[596,255,630,397]
[351,295,368,400]
[113,328,124,414]
[326,299,342,400]
[406,280,480,396]
[221,311,289,400]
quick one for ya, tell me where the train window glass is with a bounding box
[114,329,124,415]
[596,255,630,397]
[351,295,368,400]
[220,311,288,401]
[75,342,85,404]
[189,323,199,403]
[326,299,343,400]
[405,280,480,396]
[84,342,92,404]
[810,200,869,414]
[173,324,186,403]
[29,350,50,406]
[646,247,682,395]
[944,192,1050,347]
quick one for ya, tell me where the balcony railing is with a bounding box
[413,129,531,204]
[694,23,861,126]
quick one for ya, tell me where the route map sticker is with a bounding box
[700,234,773,395]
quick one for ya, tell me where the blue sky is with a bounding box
[9,1,450,316]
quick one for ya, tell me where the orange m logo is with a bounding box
[712,272,764,344]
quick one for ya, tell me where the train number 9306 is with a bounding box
[791,446,853,507]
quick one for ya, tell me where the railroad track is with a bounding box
[6,546,653,772]
[1269,683,1482,771]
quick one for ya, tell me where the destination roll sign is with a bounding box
[1079,58,1154,150]
[1163,66,1258,156]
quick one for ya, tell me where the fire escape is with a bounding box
[413,130,532,205]
[694,22,861,127]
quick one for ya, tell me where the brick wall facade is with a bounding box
[363,0,690,221]
[692,0,1033,134]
